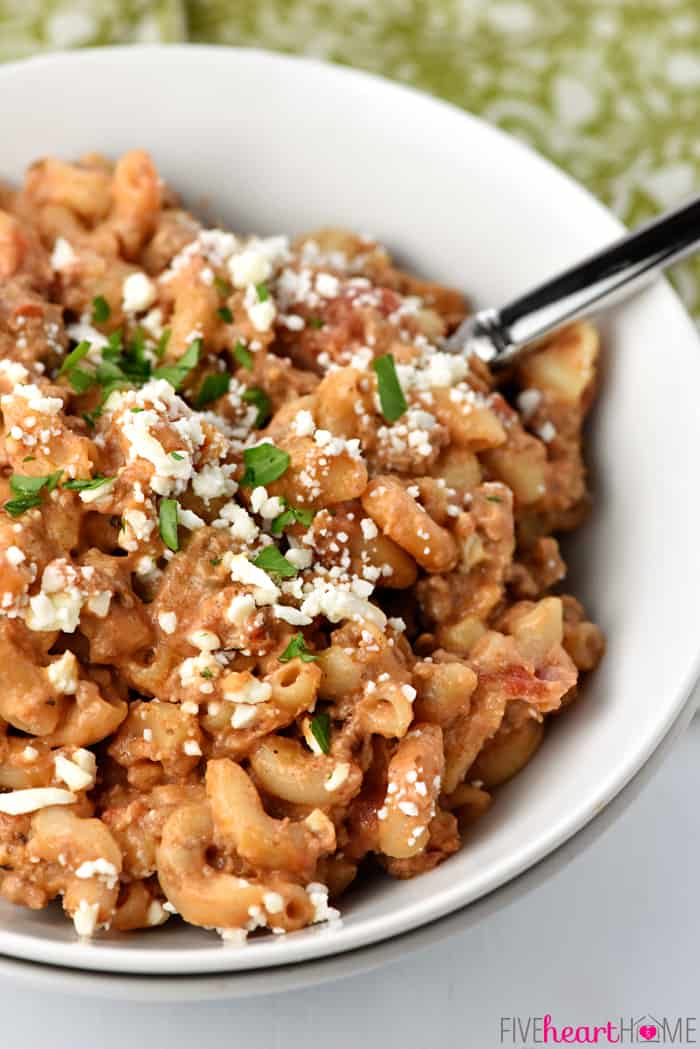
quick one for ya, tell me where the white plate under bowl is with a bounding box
[0,45,699,978]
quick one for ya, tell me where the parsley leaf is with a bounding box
[217,306,233,324]
[10,471,62,495]
[196,372,230,409]
[279,633,317,663]
[4,494,42,517]
[271,504,314,535]
[58,340,91,376]
[240,443,290,487]
[308,317,324,330]
[310,713,331,755]
[63,475,114,492]
[153,339,201,390]
[242,386,271,428]
[233,341,253,371]
[67,367,96,394]
[92,295,111,324]
[253,546,298,578]
[485,495,503,504]
[159,498,180,552]
[170,451,184,461]
[155,328,171,360]
[255,282,270,302]
[372,353,407,423]
[214,275,231,297]
[4,471,62,517]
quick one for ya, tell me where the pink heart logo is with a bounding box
[639,1025,657,1041]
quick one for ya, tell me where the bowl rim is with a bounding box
[1,42,700,978]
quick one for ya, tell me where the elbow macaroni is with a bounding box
[0,151,604,941]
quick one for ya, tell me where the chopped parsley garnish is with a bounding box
[10,472,62,494]
[255,282,270,302]
[170,451,185,461]
[310,712,331,754]
[196,372,230,409]
[4,471,63,517]
[200,668,214,679]
[158,498,180,552]
[217,306,233,324]
[67,367,96,394]
[153,338,201,391]
[240,443,290,487]
[4,494,42,517]
[58,340,91,376]
[253,546,298,578]
[279,633,317,663]
[486,495,503,504]
[92,295,111,324]
[79,327,154,422]
[59,341,96,394]
[209,557,222,567]
[372,353,407,423]
[271,504,314,535]
[214,275,231,297]
[155,328,171,360]
[308,317,324,330]
[242,386,271,428]
[233,341,253,371]
[22,456,35,463]
[63,475,114,492]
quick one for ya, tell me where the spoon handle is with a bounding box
[448,194,700,366]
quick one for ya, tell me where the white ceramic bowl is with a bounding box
[1,45,699,979]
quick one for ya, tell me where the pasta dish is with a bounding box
[0,151,604,941]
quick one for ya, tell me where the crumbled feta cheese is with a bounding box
[74,858,119,888]
[158,611,178,634]
[263,891,284,915]
[517,388,542,419]
[217,927,248,944]
[247,298,276,332]
[0,787,77,815]
[226,593,256,626]
[398,801,419,817]
[222,675,272,704]
[122,272,157,313]
[360,518,378,541]
[86,591,111,618]
[5,545,26,567]
[231,704,257,729]
[54,751,95,792]
[79,478,115,504]
[25,588,84,633]
[189,629,219,652]
[50,237,77,272]
[272,604,312,625]
[228,247,272,289]
[192,463,236,503]
[537,421,557,443]
[146,900,169,926]
[324,762,350,792]
[46,651,79,695]
[73,899,100,939]
[291,409,316,437]
[228,554,280,606]
[305,882,340,925]
[3,383,63,416]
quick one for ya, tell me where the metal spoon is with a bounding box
[445,194,700,366]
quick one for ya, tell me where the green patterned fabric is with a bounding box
[2,0,700,316]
